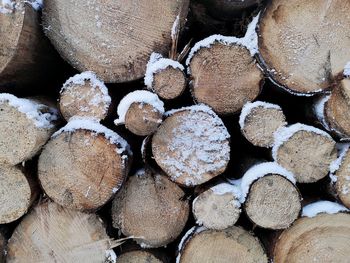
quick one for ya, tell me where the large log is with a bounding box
[42,0,189,83]
[258,0,350,95]
[0,94,58,165]
[38,119,132,211]
[6,201,117,263]
[112,169,189,248]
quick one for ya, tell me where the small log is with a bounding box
[144,53,186,100]
[59,71,111,121]
[0,94,58,165]
[152,105,230,187]
[115,91,164,136]
[6,201,117,263]
[177,226,268,263]
[112,169,189,248]
[42,0,189,83]
[258,0,350,95]
[117,251,163,263]
[239,101,287,147]
[38,119,132,211]
[273,123,336,183]
[192,183,241,230]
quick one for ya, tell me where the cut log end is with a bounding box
[245,174,301,229]
[117,251,163,263]
[189,43,263,115]
[112,169,189,248]
[6,201,114,263]
[334,149,350,208]
[178,226,268,263]
[274,213,350,263]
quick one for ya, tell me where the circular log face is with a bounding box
[274,213,350,263]
[42,0,189,83]
[117,251,163,263]
[152,67,186,100]
[259,0,350,94]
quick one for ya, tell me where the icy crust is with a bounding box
[240,162,296,203]
[105,249,117,263]
[0,93,58,129]
[329,144,350,183]
[272,123,332,160]
[52,118,132,158]
[239,101,282,129]
[144,53,185,89]
[344,61,350,77]
[211,183,242,199]
[0,0,42,13]
[176,226,206,263]
[302,201,349,218]
[114,90,164,125]
[185,13,260,69]
[313,96,331,130]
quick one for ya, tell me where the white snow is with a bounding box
[272,123,332,160]
[114,90,164,125]
[239,101,282,129]
[344,61,350,77]
[144,53,184,89]
[105,249,117,263]
[0,0,14,13]
[176,226,206,263]
[186,13,260,68]
[313,96,331,131]
[0,0,42,13]
[240,162,296,203]
[302,201,349,218]
[211,182,242,199]
[0,93,58,129]
[329,143,350,183]
[26,0,43,10]
[53,118,132,157]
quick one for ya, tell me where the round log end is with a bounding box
[117,251,163,263]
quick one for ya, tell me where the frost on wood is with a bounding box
[0,0,15,13]
[239,162,296,203]
[185,12,260,68]
[0,0,42,13]
[114,90,164,125]
[144,53,185,89]
[302,201,349,218]
[0,93,58,129]
[211,182,242,199]
[313,95,331,131]
[344,61,350,77]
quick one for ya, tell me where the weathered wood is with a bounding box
[117,251,163,263]
[112,169,189,248]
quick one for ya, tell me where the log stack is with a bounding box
[1,0,350,262]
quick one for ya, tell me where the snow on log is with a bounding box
[258,0,350,95]
[6,201,117,263]
[0,94,58,165]
[302,201,349,218]
[152,105,230,187]
[273,123,337,183]
[59,71,111,122]
[239,101,287,147]
[38,118,132,211]
[117,251,163,263]
[42,0,189,83]
[186,15,263,115]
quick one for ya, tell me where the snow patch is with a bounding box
[144,53,184,89]
[240,162,296,203]
[186,13,260,69]
[0,93,58,129]
[239,101,282,129]
[0,0,14,13]
[0,0,42,13]
[272,123,332,160]
[211,183,242,200]
[313,96,331,130]
[302,201,349,218]
[344,61,350,77]
[176,226,206,263]
[105,249,117,263]
[26,0,43,10]
[114,90,164,125]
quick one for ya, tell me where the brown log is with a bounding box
[258,0,350,95]
[152,105,230,187]
[59,71,111,121]
[38,119,132,211]
[42,0,189,83]
[272,123,337,183]
[239,101,287,147]
[117,251,163,263]
[0,94,58,165]
[273,213,350,263]
[6,201,117,263]
[177,226,268,263]
[112,169,189,248]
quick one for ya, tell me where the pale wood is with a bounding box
[192,188,241,230]
[178,226,268,263]
[117,251,163,263]
[151,67,186,100]
[152,107,230,187]
[245,175,301,229]
[112,169,189,248]
[273,213,350,263]
[38,129,131,211]
[6,201,115,263]
[333,149,350,209]
[42,0,189,83]
[258,0,350,94]
[241,106,287,147]
[189,43,263,115]
[274,130,336,183]
[124,102,163,136]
